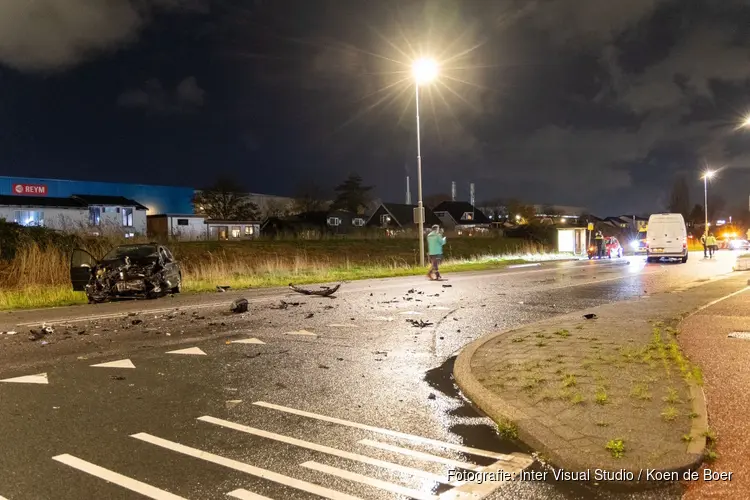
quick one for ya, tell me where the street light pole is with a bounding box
[415,82,425,267]
[704,175,709,241]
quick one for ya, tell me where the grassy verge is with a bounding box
[0,254,555,311]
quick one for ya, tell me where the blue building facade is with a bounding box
[0,176,194,214]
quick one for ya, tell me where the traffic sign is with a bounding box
[413,207,425,224]
[587,223,594,231]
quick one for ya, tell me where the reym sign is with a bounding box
[12,183,48,196]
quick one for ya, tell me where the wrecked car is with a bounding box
[70,244,182,303]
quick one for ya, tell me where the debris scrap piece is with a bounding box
[289,283,341,297]
[583,313,598,320]
[442,284,452,288]
[131,319,143,325]
[271,300,304,310]
[230,298,249,313]
[406,319,433,328]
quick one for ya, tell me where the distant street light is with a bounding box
[702,170,716,241]
[742,115,750,129]
[412,58,439,267]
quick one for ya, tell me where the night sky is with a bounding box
[1,0,750,215]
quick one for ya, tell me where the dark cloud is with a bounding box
[0,0,208,72]
[117,76,205,113]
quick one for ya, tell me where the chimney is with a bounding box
[406,176,411,205]
[470,183,475,207]
[451,181,456,201]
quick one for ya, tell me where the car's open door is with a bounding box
[70,248,97,291]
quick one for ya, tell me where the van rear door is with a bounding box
[662,222,685,253]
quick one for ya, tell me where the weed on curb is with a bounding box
[562,374,577,388]
[496,419,519,440]
[681,434,693,443]
[571,393,585,405]
[630,383,652,401]
[605,439,625,459]
[595,387,608,405]
[661,406,679,422]
[663,387,681,404]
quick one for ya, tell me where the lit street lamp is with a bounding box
[702,170,715,242]
[412,58,439,267]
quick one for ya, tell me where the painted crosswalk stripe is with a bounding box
[301,461,438,500]
[52,454,187,500]
[284,330,316,336]
[253,402,511,460]
[440,454,533,498]
[0,372,48,385]
[226,490,273,500]
[399,311,422,315]
[131,433,362,500]
[198,416,446,484]
[357,439,481,471]
[230,338,266,344]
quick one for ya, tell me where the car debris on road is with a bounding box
[230,298,249,313]
[289,283,341,297]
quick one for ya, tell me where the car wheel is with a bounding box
[171,273,182,294]
[682,253,688,263]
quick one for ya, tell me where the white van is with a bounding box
[646,213,688,263]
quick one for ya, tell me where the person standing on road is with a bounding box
[595,230,604,258]
[707,233,718,258]
[426,225,446,280]
[700,233,708,258]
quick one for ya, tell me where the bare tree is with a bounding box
[292,182,328,214]
[193,177,259,220]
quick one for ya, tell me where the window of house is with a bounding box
[352,218,365,227]
[244,225,254,236]
[14,210,44,227]
[122,207,134,227]
[103,206,118,213]
[327,217,341,226]
[89,207,101,226]
[231,226,241,238]
[380,214,391,225]
[461,212,474,221]
[177,219,189,226]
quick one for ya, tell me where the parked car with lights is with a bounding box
[588,236,624,259]
[631,229,647,255]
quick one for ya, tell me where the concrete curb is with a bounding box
[452,291,730,489]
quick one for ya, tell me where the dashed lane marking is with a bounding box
[197,416,447,484]
[301,461,438,500]
[52,454,188,500]
[230,338,266,344]
[166,347,207,356]
[253,402,514,460]
[284,330,317,336]
[131,433,364,500]
[357,439,482,471]
[0,372,48,385]
[226,491,274,500]
[91,359,136,369]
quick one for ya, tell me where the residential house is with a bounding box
[366,203,441,232]
[147,214,207,241]
[261,209,367,238]
[205,219,262,240]
[432,201,492,232]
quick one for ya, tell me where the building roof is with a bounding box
[0,195,87,208]
[204,219,262,224]
[433,201,492,224]
[72,194,148,210]
[379,203,441,227]
[147,213,206,218]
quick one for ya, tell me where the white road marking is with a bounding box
[399,311,422,315]
[358,439,481,471]
[284,330,316,336]
[52,454,188,500]
[166,347,207,356]
[230,338,266,344]
[253,402,512,460]
[0,495,9,499]
[197,416,447,484]
[226,491,274,500]
[0,372,48,385]
[440,454,533,499]
[131,433,363,500]
[301,461,438,500]
[91,359,136,369]
[507,263,541,269]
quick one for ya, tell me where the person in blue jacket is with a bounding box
[426,224,446,280]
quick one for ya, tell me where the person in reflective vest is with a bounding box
[706,233,718,258]
[700,233,707,258]
[595,230,605,258]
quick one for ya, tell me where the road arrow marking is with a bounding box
[0,372,48,385]
[91,359,136,369]
[166,347,207,356]
[230,338,266,344]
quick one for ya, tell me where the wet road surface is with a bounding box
[0,252,737,500]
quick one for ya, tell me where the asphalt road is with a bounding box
[0,252,738,500]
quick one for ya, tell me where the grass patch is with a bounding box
[496,419,519,440]
[661,406,679,422]
[687,411,698,419]
[705,450,719,462]
[562,374,577,388]
[595,387,608,405]
[662,387,681,404]
[570,393,585,405]
[703,429,718,444]
[0,236,561,310]
[630,383,652,401]
[605,439,625,459]
[596,421,610,427]
[511,337,525,343]
[553,329,571,338]
[681,434,693,443]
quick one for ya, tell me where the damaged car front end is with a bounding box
[71,244,182,303]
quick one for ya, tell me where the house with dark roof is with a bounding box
[366,203,441,232]
[0,193,148,236]
[262,209,368,238]
[432,201,492,232]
